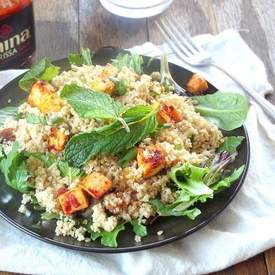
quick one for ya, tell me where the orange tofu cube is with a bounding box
[28,80,63,114]
[90,79,116,95]
[47,127,69,152]
[186,73,208,95]
[157,104,182,124]
[58,188,89,215]
[80,172,112,199]
[100,63,119,79]
[137,146,166,178]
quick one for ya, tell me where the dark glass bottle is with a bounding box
[0,0,35,69]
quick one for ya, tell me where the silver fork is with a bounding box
[156,17,275,121]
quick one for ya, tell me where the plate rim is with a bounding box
[0,52,250,253]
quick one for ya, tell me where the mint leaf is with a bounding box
[64,104,159,167]
[25,113,47,125]
[117,147,137,168]
[60,84,128,130]
[218,136,244,153]
[0,106,17,126]
[19,58,60,91]
[0,142,32,193]
[194,91,248,131]
[58,161,83,182]
[88,223,126,247]
[112,53,143,74]
[41,212,59,220]
[130,219,147,237]
[68,48,93,66]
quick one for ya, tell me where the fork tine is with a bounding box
[169,17,202,53]
[162,17,199,55]
[155,22,193,63]
[158,19,193,58]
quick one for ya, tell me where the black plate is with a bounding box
[0,47,250,253]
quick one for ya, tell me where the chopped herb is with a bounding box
[117,147,138,168]
[68,48,93,66]
[112,53,144,74]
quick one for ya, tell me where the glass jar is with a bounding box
[0,0,35,69]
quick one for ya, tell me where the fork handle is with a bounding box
[211,63,275,121]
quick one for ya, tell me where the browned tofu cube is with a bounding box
[58,188,89,215]
[186,73,208,95]
[80,172,112,199]
[137,146,166,178]
[28,80,63,114]
[157,104,182,124]
[89,79,116,95]
[47,127,69,152]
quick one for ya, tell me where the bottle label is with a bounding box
[0,3,35,68]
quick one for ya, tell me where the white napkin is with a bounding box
[0,29,274,275]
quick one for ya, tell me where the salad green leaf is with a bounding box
[0,106,17,126]
[112,53,144,74]
[218,136,244,153]
[68,48,93,66]
[26,152,57,167]
[41,212,60,221]
[88,223,126,247]
[0,142,32,193]
[117,147,137,168]
[19,58,60,91]
[60,84,129,131]
[194,91,248,131]
[130,219,147,237]
[64,104,159,167]
[25,113,47,125]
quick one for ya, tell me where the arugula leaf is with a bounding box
[150,199,201,219]
[211,165,245,193]
[26,152,57,167]
[130,219,147,237]
[25,113,47,125]
[41,212,60,220]
[68,48,93,66]
[60,84,129,131]
[194,91,248,131]
[117,147,137,168]
[0,142,32,193]
[0,106,18,126]
[112,53,144,74]
[19,58,60,91]
[58,161,82,182]
[169,163,213,196]
[218,136,244,153]
[64,104,159,167]
[88,223,126,247]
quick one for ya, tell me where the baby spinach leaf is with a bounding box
[112,53,144,74]
[41,212,60,221]
[117,147,137,168]
[218,136,244,153]
[57,161,83,182]
[64,104,159,167]
[0,142,32,193]
[19,58,60,91]
[130,219,147,237]
[88,223,126,247]
[68,48,93,66]
[0,106,18,126]
[25,113,47,125]
[60,84,129,131]
[194,91,248,131]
